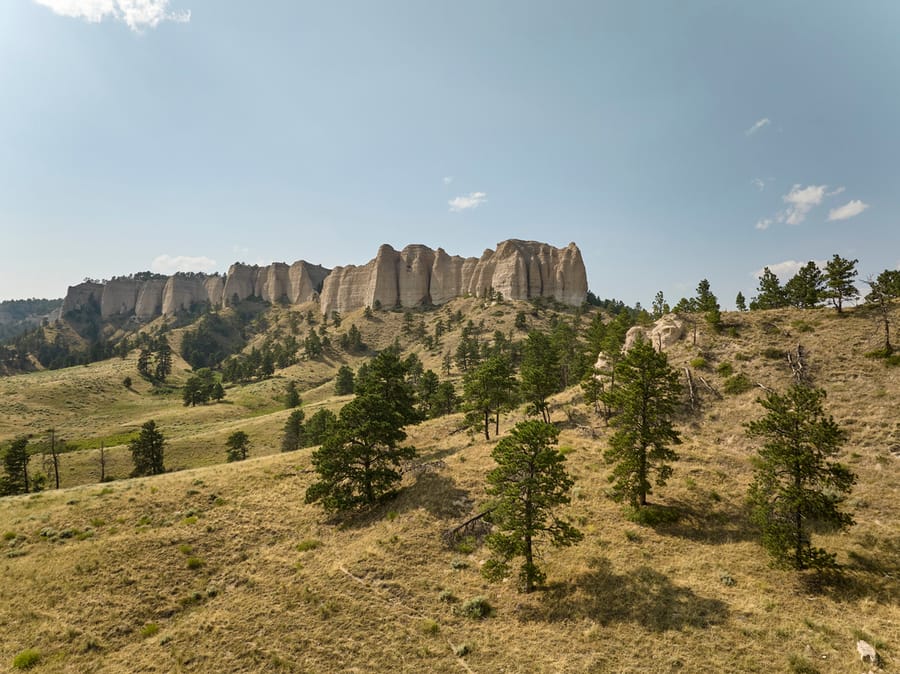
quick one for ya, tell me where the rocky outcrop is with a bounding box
[320,240,587,316]
[135,279,167,320]
[60,239,587,322]
[61,282,104,316]
[624,314,686,352]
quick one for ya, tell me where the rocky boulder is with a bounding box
[625,314,686,352]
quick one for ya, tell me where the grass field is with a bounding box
[0,301,897,672]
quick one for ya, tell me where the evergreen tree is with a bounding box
[2,437,31,495]
[225,431,250,462]
[430,381,459,417]
[695,279,722,330]
[129,420,165,477]
[281,409,306,452]
[154,336,173,381]
[785,261,825,309]
[305,395,415,512]
[651,290,669,318]
[519,330,560,423]
[304,409,337,446]
[601,337,682,507]
[735,291,747,312]
[823,254,859,313]
[746,385,856,570]
[334,365,355,395]
[304,328,323,359]
[137,348,152,378]
[211,381,226,402]
[864,269,900,355]
[285,380,301,408]
[750,267,788,310]
[463,355,517,440]
[482,421,582,593]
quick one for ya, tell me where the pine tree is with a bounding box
[334,365,355,395]
[864,269,900,356]
[303,409,337,446]
[284,380,301,408]
[154,336,172,381]
[225,431,250,462]
[129,420,165,477]
[281,409,306,452]
[2,437,31,495]
[463,355,517,440]
[601,337,682,507]
[735,291,747,312]
[482,420,582,593]
[785,261,825,309]
[519,330,560,423]
[751,267,787,310]
[823,254,859,313]
[746,385,855,570]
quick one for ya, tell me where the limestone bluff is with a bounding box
[60,240,587,319]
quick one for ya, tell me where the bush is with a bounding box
[460,596,492,619]
[12,649,41,670]
[723,373,753,394]
[761,347,785,360]
[186,556,204,569]
[689,357,707,370]
[296,539,321,552]
[140,623,160,638]
[715,362,733,377]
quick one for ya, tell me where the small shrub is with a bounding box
[719,573,736,587]
[450,558,469,570]
[296,539,321,552]
[715,362,733,377]
[626,505,679,526]
[186,556,204,570]
[453,643,471,657]
[723,373,753,394]
[624,530,642,543]
[123,376,132,388]
[12,649,41,670]
[177,544,193,555]
[460,596,491,620]
[420,619,440,635]
[140,623,160,638]
[689,357,707,370]
[455,536,476,554]
[438,589,457,603]
[762,347,785,360]
[3,531,16,541]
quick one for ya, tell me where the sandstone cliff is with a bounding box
[320,240,587,316]
[60,240,586,322]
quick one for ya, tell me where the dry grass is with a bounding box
[0,302,898,672]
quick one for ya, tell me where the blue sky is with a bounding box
[2,1,899,308]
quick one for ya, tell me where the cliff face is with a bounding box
[60,240,586,322]
[320,240,587,316]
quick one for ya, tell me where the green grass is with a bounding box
[296,539,321,552]
[12,649,41,670]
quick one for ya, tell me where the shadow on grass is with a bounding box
[796,551,900,605]
[520,556,729,631]
[643,498,757,545]
[335,471,473,530]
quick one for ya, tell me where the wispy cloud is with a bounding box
[448,191,487,212]
[442,176,454,185]
[755,218,772,231]
[753,259,824,281]
[32,0,190,32]
[827,199,869,221]
[826,186,845,197]
[151,254,216,274]
[751,178,766,191]
[779,184,827,225]
[745,117,771,136]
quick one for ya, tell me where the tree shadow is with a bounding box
[645,498,757,545]
[519,556,729,631]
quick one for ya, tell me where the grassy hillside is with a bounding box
[0,301,898,672]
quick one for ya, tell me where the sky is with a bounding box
[2,1,899,309]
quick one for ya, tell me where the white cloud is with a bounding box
[779,184,827,225]
[448,191,487,212]
[827,199,869,221]
[755,218,772,231]
[826,186,845,197]
[32,0,190,31]
[745,117,771,136]
[442,176,454,185]
[151,254,217,274]
[752,178,766,191]
[753,259,825,281]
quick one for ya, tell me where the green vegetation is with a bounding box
[482,420,582,592]
[129,420,165,477]
[747,384,856,570]
[225,430,251,462]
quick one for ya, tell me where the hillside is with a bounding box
[0,301,898,672]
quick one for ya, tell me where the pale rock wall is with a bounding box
[624,314,686,352]
[205,276,225,308]
[162,276,210,316]
[288,261,330,304]
[320,239,587,315]
[135,280,167,320]
[100,278,140,318]
[223,264,259,306]
[61,282,104,315]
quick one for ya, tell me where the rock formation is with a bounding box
[60,240,586,322]
[623,314,686,352]
[320,240,587,316]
